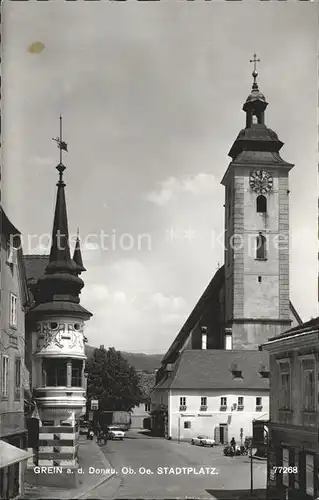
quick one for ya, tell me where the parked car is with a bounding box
[107,426,125,440]
[191,435,216,447]
[79,420,89,435]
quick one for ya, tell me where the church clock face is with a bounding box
[249,170,273,194]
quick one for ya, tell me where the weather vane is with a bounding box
[249,53,260,90]
[52,115,68,165]
[52,115,68,183]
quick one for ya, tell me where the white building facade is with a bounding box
[151,350,269,444]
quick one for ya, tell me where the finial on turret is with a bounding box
[249,53,260,91]
[52,115,68,185]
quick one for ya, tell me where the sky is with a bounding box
[2,2,318,354]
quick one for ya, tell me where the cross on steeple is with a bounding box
[249,53,260,91]
[250,53,260,73]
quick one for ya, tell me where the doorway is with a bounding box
[219,424,228,444]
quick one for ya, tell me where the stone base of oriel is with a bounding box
[26,407,84,488]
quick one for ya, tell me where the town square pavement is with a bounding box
[81,429,267,499]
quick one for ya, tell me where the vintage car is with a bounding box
[191,435,216,447]
[107,426,125,440]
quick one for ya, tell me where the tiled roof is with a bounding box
[161,265,224,364]
[24,254,49,283]
[1,206,20,236]
[156,349,269,391]
[267,316,319,342]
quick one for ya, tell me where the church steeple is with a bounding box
[228,54,286,162]
[243,54,268,128]
[73,229,86,274]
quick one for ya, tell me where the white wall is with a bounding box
[169,389,269,443]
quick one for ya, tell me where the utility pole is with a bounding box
[250,438,254,496]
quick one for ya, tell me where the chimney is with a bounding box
[100,344,104,350]
[225,328,232,350]
[201,326,207,350]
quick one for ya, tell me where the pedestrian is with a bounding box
[230,437,236,452]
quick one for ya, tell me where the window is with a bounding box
[9,294,17,327]
[144,403,150,412]
[221,397,227,407]
[301,359,315,412]
[256,195,267,213]
[14,358,21,400]
[71,360,83,387]
[279,362,291,410]
[256,234,267,260]
[256,397,263,411]
[6,243,17,266]
[43,359,67,386]
[238,397,244,406]
[184,421,191,429]
[200,397,207,406]
[180,397,186,407]
[1,356,9,397]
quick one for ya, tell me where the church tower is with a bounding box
[221,55,294,350]
[27,118,92,487]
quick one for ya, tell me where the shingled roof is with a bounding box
[156,349,269,391]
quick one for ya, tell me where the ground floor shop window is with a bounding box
[306,454,314,497]
[294,449,300,490]
[0,463,20,499]
[282,448,289,487]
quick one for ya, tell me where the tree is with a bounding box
[86,346,143,411]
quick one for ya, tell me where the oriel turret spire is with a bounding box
[73,228,86,274]
[46,116,76,275]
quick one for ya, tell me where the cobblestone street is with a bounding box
[81,430,267,499]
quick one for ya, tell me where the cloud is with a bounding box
[81,258,189,353]
[146,173,218,206]
[151,292,186,311]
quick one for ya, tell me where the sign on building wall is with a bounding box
[91,400,99,411]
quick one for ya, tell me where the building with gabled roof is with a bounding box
[0,207,33,499]
[152,350,270,442]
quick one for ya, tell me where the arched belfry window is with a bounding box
[256,195,267,213]
[252,114,258,124]
[256,233,267,260]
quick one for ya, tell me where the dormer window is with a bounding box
[256,195,267,213]
[231,363,243,379]
[259,365,269,378]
